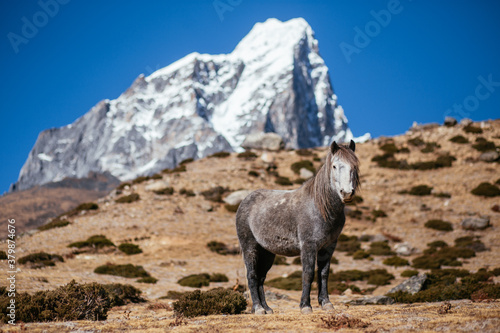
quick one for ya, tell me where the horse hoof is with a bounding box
[255,308,266,315]
[265,308,274,314]
[301,307,313,314]
[322,303,334,311]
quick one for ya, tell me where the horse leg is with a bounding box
[241,240,267,315]
[300,245,317,314]
[256,248,275,314]
[317,243,336,311]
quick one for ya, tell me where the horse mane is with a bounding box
[305,144,360,222]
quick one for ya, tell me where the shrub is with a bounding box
[412,245,475,269]
[454,236,487,252]
[267,271,303,290]
[345,195,364,206]
[102,283,145,306]
[210,273,229,283]
[346,209,362,219]
[331,256,339,264]
[336,235,361,254]
[18,252,64,268]
[428,240,448,248]
[275,176,293,186]
[352,250,370,260]
[449,135,469,144]
[162,290,187,300]
[472,140,496,152]
[425,220,453,231]
[434,192,451,198]
[153,187,174,195]
[320,313,370,330]
[401,270,419,278]
[0,251,6,260]
[69,235,115,249]
[380,143,399,154]
[291,160,315,175]
[179,188,195,196]
[383,256,409,267]
[372,210,387,219]
[330,270,367,282]
[115,193,140,203]
[207,241,239,255]
[421,142,439,153]
[94,264,151,278]
[201,186,229,202]
[237,151,257,160]
[178,274,211,288]
[292,257,301,265]
[463,124,483,134]
[162,164,187,174]
[38,219,71,231]
[408,185,433,196]
[224,203,240,213]
[118,243,143,255]
[274,256,289,265]
[137,277,158,284]
[132,176,150,184]
[294,178,307,184]
[116,182,131,191]
[173,288,247,317]
[471,182,500,197]
[63,202,98,217]
[296,149,313,156]
[368,241,395,256]
[410,155,456,170]
[248,170,259,177]
[180,158,194,165]
[209,151,231,158]
[367,269,395,286]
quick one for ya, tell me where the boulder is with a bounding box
[388,274,427,295]
[223,190,253,206]
[348,296,395,305]
[460,118,473,126]
[461,217,490,230]
[260,152,275,163]
[444,116,457,127]
[299,168,314,179]
[394,242,416,256]
[145,180,170,192]
[241,132,284,151]
[479,151,499,162]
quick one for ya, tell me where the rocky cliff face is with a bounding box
[13,18,355,191]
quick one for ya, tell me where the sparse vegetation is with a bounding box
[179,188,195,196]
[248,170,259,177]
[449,135,469,144]
[401,270,419,277]
[94,264,151,279]
[116,182,131,191]
[0,251,6,260]
[331,269,394,286]
[38,219,71,231]
[379,143,399,154]
[275,176,293,186]
[346,209,362,219]
[274,256,289,265]
[137,277,158,284]
[180,158,194,164]
[224,203,240,212]
[412,243,475,269]
[69,235,115,249]
[162,165,187,174]
[237,151,257,160]
[454,236,487,252]
[115,193,140,203]
[266,271,303,290]
[336,234,361,254]
[383,256,409,267]
[201,186,229,202]
[291,160,315,174]
[463,124,483,134]
[425,219,453,231]
[207,241,239,255]
[153,187,174,195]
[103,283,145,306]
[352,250,371,260]
[320,313,370,330]
[420,142,439,153]
[372,209,387,219]
[408,185,433,196]
[434,192,451,198]
[471,182,500,197]
[63,202,98,217]
[408,137,425,146]
[18,252,64,268]
[172,288,247,317]
[472,139,496,152]
[209,273,229,283]
[345,195,363,206]
[118,243,143,255]
[178,273,211,288]
[368,241,395,256]
[132,176,150,184]
[209,151,230,158]
[296,148,313,156]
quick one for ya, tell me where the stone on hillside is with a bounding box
[460,118,473,126]
[479,151,499,162]
[145,181,170,192]
[348,296,395,305]
[371,234,389,243]
[394,242,416,256]
[260,152,275,163]
[299,168,314,179]
[444,116,457,127]
[461,217,490,230]
[223,190,253,206]
[388,274,427,295]
[241,132,284,151]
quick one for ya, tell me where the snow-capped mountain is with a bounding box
[13,18,356,192]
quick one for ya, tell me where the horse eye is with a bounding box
[333,165,336,169]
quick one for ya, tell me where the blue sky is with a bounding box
[1,0,499,193]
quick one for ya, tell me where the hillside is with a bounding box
[1,119,499,332]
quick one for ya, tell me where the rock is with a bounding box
[145,181,170,192]
[388,274,427,295]
[299,168,314,179]
[444,116,457,127]
[199,203,214,212]
[460,118,473,126]
[241,132,284,151]
[223,190,253,205]
[479,151,499,162]
[371,234,389,243]
[348,296,395,305]
[260,152,275,163]
[461,217,490,230]
[394,242,416,256]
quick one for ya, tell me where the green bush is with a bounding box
[463,124,483,134]
[368,241,395,256]
[372,210,387,219]
[237,151,257,160]
[345,195,364,206]
[408,137,425,146]
[410,155,456,170]
[472,140,496,152]
[421,142,440,153]
[102,283,145,306]
[179,188,196,196]
[383,256,409,267]
[274,256,289,265]
[116,182,131,191]
[94,264,151,278]
[292,257,301,265]
[248,170,259,177]
[266,271,303,290]
[336,235,361,254]
[210,273,229,283]
[69,235,115,249]
[178,273,211,288]
[454,236,487,252]
[449,135,469,144]
[275,176,293,186]
[346,209,362,219]
[161,290,187,300]
[401,270,419,278]
[471,182,500,197]
[295,149,313,156]
[367,269,395,286]
[291,160,315,175]
[173,288,247,317]
[207,241,239,255]
[224,203,240,213]
[434,192,451,198]
[331,256,339,264]
[118,243,143,255]
[137,277,158,284]
[408,185,433,196]
[209,151,231,158]
[0,251,6,260]
[379,143,399,154]
[115,193,140,203]
[63,202,98,217]
[412,245,475,269]
[424,220,453,231]
[201,186,229,202]
[18,252,64,268]
[352,250,370,260]
[180,158,194,165]
[132,176,150,184]
[38,219,71,231]
[153,187,174,195]
[428,240,448,248]
[330,270,367,282]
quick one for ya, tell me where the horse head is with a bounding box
[330,140,359,203]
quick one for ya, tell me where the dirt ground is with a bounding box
[1,119,499,332]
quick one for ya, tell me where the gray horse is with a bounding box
[236,140,359,314]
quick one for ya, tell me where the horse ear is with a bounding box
[349,140,356,152]
[330,141,339,154]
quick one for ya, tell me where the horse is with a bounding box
[235,140,359,314]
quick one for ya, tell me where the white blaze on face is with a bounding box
[331,155,354,201]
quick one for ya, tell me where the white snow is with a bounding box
[37,153,53,162]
